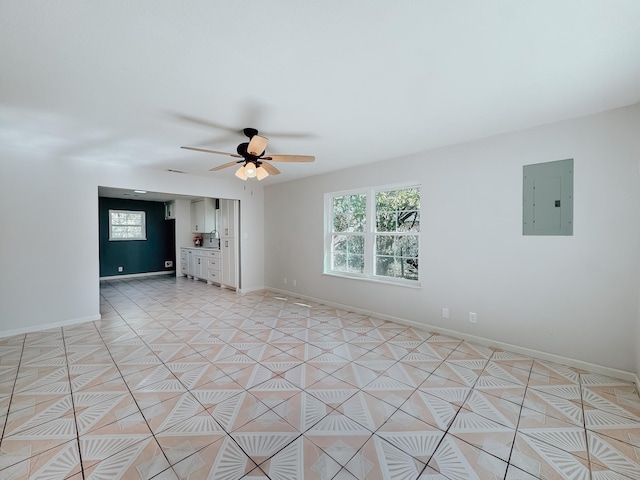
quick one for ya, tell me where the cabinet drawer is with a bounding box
[207,258,220,270]
[206,250,220,259]
[207,270,220,281]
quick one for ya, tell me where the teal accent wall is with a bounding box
[99,197,175,277]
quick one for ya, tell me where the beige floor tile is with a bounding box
[169,436,259,479]
[203,390,269,431]
[344,434,427,480]
[428,434,508,479]
[449,410,516,462]
[399,389,462,430]
[82,436,169,479]
[0,439,81,480]
[510,431,591,479]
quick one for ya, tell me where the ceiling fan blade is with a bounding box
[261,162,281,175]
[247,135,269,156]
[181,146,242,158]
[263,155,315,163]
[210,160,242,171]
[171,113,240,133]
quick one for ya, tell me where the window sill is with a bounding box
[323,271,422,289]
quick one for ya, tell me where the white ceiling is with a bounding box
[2,1,639,184]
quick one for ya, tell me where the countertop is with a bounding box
[181,246,220,251]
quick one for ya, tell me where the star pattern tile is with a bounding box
[0,275,639,479]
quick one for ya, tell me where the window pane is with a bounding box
[375,235,394,256]
[396,235,419,257]
[347,235,364,255]
[376,211,396,232]
[333,194,366,233]
[331,234,364,274]
[376,190,397,211]
[399,258,419,280]
[348,254,364,273]
[333,253,347,271]
[375,256,395,277]
[397,188,420,210]
[397,210,420,232]
[332,235,347,253]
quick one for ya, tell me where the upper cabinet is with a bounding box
[164,201,176,220]
[219,199,238,237]
[190,198,216,233]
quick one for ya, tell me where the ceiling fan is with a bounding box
[181,128,315,181]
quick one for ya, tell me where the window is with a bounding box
[108,210,146,241]
[325,185,420,285]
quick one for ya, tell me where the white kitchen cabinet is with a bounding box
[187,249,195,277]
[180,247,222,286]
[165,201,176,220]
[194,253,206,279]
[221,237,238,289]
[190,198,216,233]
[218,199,238,237]
[205,251,221,284]
[180,248,188,275]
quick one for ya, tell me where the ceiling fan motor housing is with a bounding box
[243,127,259,138]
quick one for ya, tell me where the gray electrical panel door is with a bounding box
[523,159,573,236]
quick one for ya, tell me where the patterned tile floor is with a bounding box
[1,276,640,479]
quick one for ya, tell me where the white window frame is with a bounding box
[324,183,421,287]
[108,209,147,241]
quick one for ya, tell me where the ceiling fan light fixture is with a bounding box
[235,165,248,180]
[244,162,257,178]
[256,166,269,180]
[247,135,269,156]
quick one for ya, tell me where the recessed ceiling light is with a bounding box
[134,190,147,194]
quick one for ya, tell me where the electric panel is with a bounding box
[523,159,573,236]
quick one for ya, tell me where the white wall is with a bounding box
[264,105,640,373]
[0,156,265,335]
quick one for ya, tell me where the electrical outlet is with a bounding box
[284,277,287,285]
[165,261,173,268]
[442,308,450,319]
[469,312,477,323]
[118,266,123,272]
[293,280,297,287]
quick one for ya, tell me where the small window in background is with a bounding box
[109,210,146,241]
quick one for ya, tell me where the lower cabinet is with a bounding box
[181,248,223,287]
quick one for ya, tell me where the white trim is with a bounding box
[322,272,422,289]
[100,271,175,280]
[238,285,267,295]
[0,314,101,339]
[266,287,637,383]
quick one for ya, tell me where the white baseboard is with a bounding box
[0,314,102,339]
[267,287,637,384]
[100,271,175,280]
[238,285,267,295]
